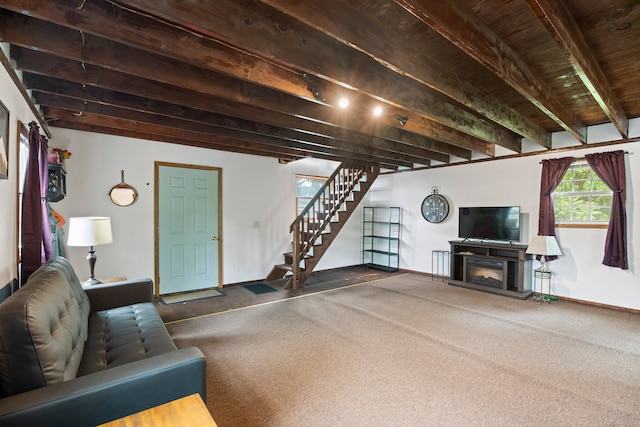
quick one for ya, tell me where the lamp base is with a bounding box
[83,277,103,286]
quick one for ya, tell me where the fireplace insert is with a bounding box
[466,257,505,289]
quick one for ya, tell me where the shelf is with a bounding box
[47,163,67,202]
[364,249,397,255]
[363,207,401,272]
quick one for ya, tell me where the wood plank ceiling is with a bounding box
[1,0,638,170]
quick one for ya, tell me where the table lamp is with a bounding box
[67,217,113,285]
[526,235,562,272]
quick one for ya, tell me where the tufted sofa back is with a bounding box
[0,257,91,397]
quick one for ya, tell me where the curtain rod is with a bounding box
[540,150,630,164]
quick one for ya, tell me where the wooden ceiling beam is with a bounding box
[12,48,458,162]
[49,118,401,170]
[0,13,472,159]
[0,0,310,98]
[26,74,429,165]
[111,0,517,149]
[395,0,589,144]
[3,0,512,151]
[259,0,551,148]
[36,95,411,168]
[49,120,307,160]
[526,0,628,138]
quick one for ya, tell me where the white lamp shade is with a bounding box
[526,235,562,256]
[67,217,113,247]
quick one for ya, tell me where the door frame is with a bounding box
[154,161,223,296]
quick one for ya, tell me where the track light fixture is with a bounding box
[302,73,325,102]
[394,115,409,126]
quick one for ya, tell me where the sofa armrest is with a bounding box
[0,347,206,427]
[84,278,154,312]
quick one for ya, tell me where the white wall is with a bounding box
[368,121,639,310]
[51,129,364,286]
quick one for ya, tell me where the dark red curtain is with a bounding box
[21,122,53,282]
[585,150,628,269]
[537,157,573,261]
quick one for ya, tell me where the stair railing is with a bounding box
[289,163,367,286]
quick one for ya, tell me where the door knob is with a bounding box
[211,236,218,241]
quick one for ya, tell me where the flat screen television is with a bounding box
[458,206,521,242]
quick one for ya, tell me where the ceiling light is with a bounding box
[338,98,349,109]
[394,115,408,126]
[302,72,325,102]
[373,106,383,117]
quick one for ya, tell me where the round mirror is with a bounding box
[109,170,138,207]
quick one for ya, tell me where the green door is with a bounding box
[157,164,221,295]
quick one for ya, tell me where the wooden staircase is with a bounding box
[265,163,380,289]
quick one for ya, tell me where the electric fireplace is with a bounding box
[466,257,505,289]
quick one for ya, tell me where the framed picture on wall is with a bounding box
[0,100,9,180]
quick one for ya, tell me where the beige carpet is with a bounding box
[166,273,640,426]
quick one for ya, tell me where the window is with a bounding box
[296,175,327,215]
[553,162,612,226]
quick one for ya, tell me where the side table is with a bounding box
[533,269,552,303]
[432,250,450,281]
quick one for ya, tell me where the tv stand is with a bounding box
[449,240,533,299]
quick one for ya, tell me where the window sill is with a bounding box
[557,223,608,229]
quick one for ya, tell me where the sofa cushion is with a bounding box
[78,303,177,376]
[46,257,91,337]
[0,259,90,397]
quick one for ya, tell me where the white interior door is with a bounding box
[157,164,221,295]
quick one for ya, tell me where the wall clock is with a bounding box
[421,187,450,223]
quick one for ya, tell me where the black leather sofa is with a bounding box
[0,257,206,426]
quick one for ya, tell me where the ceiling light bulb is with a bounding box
[338,98,349,109]
[373,106,383,117]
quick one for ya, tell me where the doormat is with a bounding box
[159,288,224,305]
[244,283,279,294]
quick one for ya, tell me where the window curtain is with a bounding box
[537,156,573,262]
[21,122,53,282]
[585,150,628,270]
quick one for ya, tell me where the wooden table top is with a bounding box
[98,393,217,427]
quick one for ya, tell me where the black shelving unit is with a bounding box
[363,207,401,272]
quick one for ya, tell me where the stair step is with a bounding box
[284,252,312,264]
[275,263,305,272]
[284,251,312,258]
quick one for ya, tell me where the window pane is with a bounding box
[591,195,611,207]
[573,179,589,192]
[553,163,612,225]
[296,176,327,215]
[592,180,610,191]
[572,206,591,221]
[573,167,590,180]
[591,207,610,221]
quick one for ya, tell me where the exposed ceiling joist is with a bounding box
[113,0,520,150]
[259,0,551,148]
[395,0,589,143]
[526,0,629,138]
[0,0,636,170]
